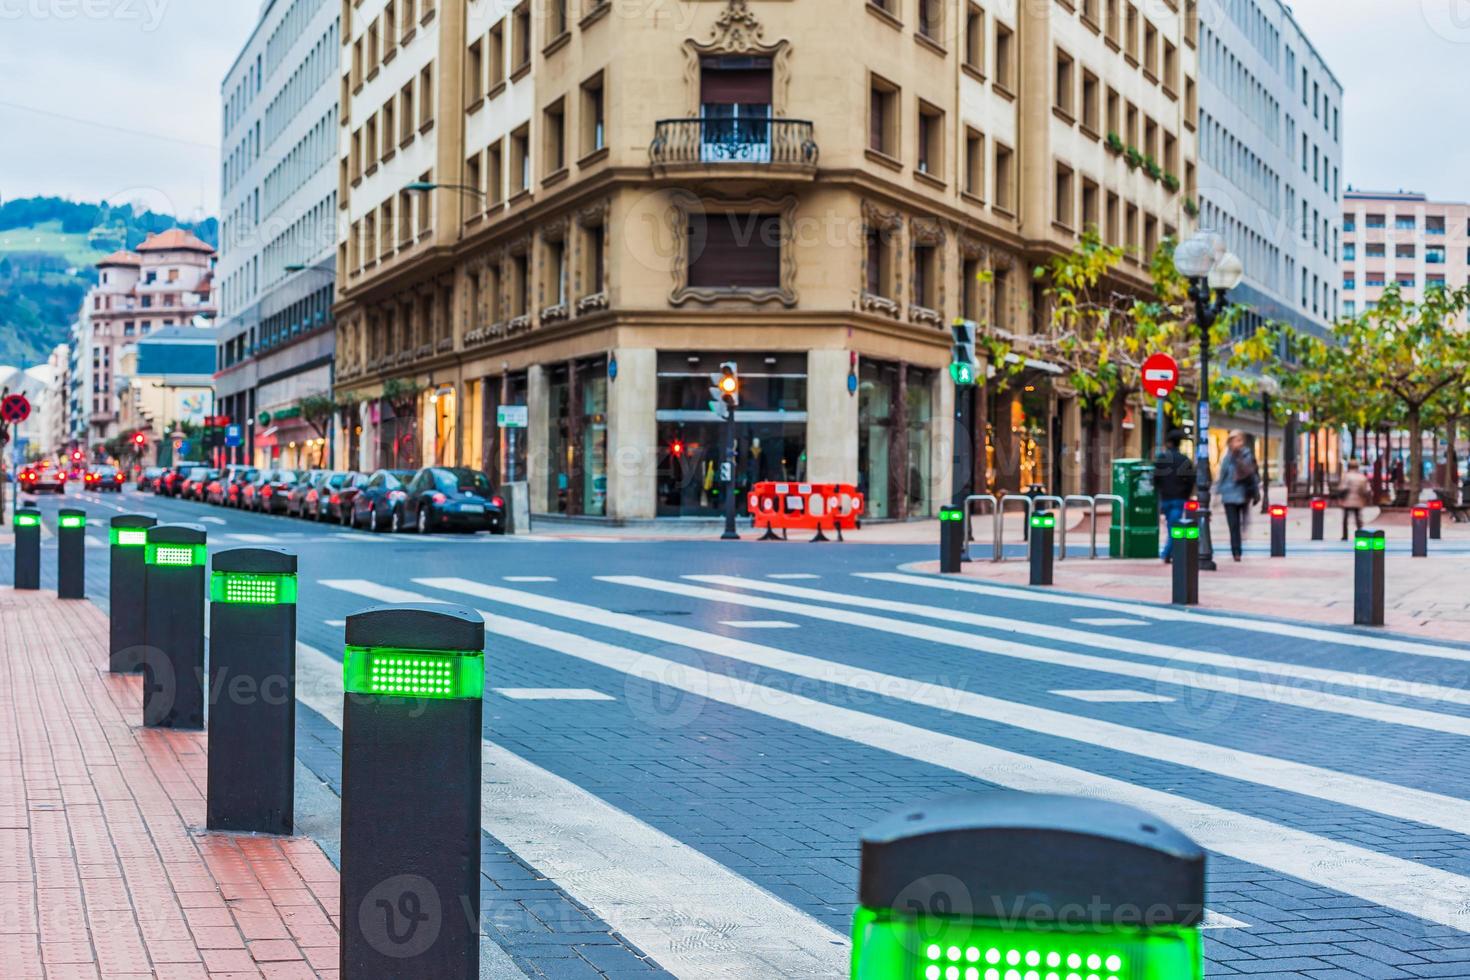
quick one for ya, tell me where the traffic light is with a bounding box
[72,449,85,464]
[133,432,146,449]
[708,362,739,420]
[950,321,978,386]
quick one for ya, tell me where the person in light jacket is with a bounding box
[1338,458,1371,540]
[1214,431,1260,562]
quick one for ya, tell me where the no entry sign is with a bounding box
[1142,354,1180,399]
[1,393,30,424]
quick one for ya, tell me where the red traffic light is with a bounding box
[1184,500,1200,513]
[1270,505,1287,518]
[72,450,84,462]
[1412,507,1428,520]
[133,433,146,446]
[1310,499,1326,511]
[671,439,685,458]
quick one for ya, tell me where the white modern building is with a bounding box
[1195,0,1343,338]
[215,0,340,469]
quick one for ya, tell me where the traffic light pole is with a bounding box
[721,408,739,540]
[951,383,974,507]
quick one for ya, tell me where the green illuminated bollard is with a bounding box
[1171,520,1200,606]
[142,523,208,729]
[13,508,41,590]
[1354,529,1386,626]
[851,792,1206,980]
[207,548,298,835]
[109,514,158,671]
[56,508,86,599]
[341,603,485,979]
[939,507,966,574]
[1028,513,1055,586]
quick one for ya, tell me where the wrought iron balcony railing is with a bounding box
[650,117,818,171]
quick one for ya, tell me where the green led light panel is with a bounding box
[1030,515,1056,529]
[1354,536,1387,552]
[210,572,298,605]
[1170,526,1200,540]
[343,646,484,700]
[146,543,207,567]
[14,514,40,528]
[59,515,86,529]
[940,509,965,523]
[110,528,148,547]
[850,907,1202,980]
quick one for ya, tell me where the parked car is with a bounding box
[84,465,126,492]
[401,467,506,534]
[238,468,271,510]
[253,468,301,515]
[218,466,259,507]
[286,470,327,517]
[157,464,193,497]
[349,469,415,531]
[304,470,352,521]
[136,466,165,491]
[329,472,369,525]
[180,467,218,501]
[19,462,66,494]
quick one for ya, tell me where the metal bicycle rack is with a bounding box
[993,495,1034,562]
[961,494,997,562]
[1060,494,1097,559]
[1094,493,1126,559]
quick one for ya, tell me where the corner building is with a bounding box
[333,0,1197,520]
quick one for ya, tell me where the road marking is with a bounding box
[1072,617,1151,627]
[719,620,799,629]
[318,579,448,604]
[504,576,557,583]
[323,620,346,628]
[1051,689,1177,704]
[200,517,227,525]
[862,572,1470,665]
[1201,910,1250,930]
[767,573,819,580]
[227,533,276,543]
[492,688,615,701]
[419,577,1470,840]
[292,639,846,977]
[685,575,1470,719]
[398,582,1470,937]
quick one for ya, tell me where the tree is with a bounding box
[298,393,343,467]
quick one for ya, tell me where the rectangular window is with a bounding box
[1395,243,1415,259]
[865,227,891,297]
[993,142,1015,213]
[550,0,568,38]
[582,221,605,297]
[919,0,941,39]
[917,101,943,176]
[512,251,530,315]
[1081,178,1099,231]
[1427,246,1446,264]
[1143,20,1158,78]
[467,38,484,106]
[964,128,984,197]
[1163,39,1178,92]
[399,188,414,246]
[365,115,378,167]
[513,3,532,71]
[486,139,504,206]
[869,76,898,155]
[380,200,395,255]
[417,171,432,234]
[964,5,984,71]
[1427,215,1446,235]
[399,81,415,143]
[912,244,936,310]
[1125,203,1139,252]
[546,239,566,305]
[511,126,530,193]
[581,73,605,155]
[994,21,1015,91]
[687,213,782,289]
[420,64,435,127]
[1124,3,1138,61]
[1054,162,1075,228]
[1106,86,1120,137]
[1105,191,1120,245]
[489,21,505,89]
[1365,213,1385,229]
[1054,48,1074,118]
[1081,70,1099,133]
[466,151,483,205]
[543,98,566,175]
[961,257,981,321]
[1105,0,1120,44]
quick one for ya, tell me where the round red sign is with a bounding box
[1141,353,1180,399]
[0,393,31,424]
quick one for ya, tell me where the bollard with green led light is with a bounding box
[1411,507,1429,558]
[1028,512,1055,586]
[939,507,965,574]
[1171,520,1200,606]
[850,792,1206,980]
[1354,529,1386,627]
[341,603,485,979]
[1310,498,1326,541]
[142,523,208,729]
[109,514,157,671]
[1268,505,1288,558]
[56,508,86,599]
[1428,499,1443,540]
[13,507,41,590]
[207,548,298,836]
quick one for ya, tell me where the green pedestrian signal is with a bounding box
[949,362,975,385]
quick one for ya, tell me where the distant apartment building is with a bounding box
[70,230,217,446]
[331,0,1197,517]
[1340,190,1470,325]
[215,0,341,470]
[118,327,222,464]
[1195,0,1342,337]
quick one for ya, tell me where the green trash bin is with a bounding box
[1110,458,1161,558]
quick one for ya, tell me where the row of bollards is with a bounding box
[12,506,89,597]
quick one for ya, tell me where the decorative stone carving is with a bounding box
[669,194,799,307]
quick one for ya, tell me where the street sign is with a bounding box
[224,424,243,447]
[496,405,529,428]
[1142,353,1179,399]
[0,393,31,424]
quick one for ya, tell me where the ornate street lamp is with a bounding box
[1172,231,1244,571]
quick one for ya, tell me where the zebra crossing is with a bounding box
[304,569,1470,976]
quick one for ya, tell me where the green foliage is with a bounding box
[1105,132,1125,154]
[1124,146,1143,170]
[298,392,346,438]
[1162,173,1181,193]
[382,377,422,409]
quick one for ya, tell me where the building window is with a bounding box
[380,200,395,255]
[399,81,415,142]
[1395,243,1415,259]
[918,0,941,40]
[581,72,605,155]
[486,140,504,206]
[1124,3,1138,61]
[511,251,530,316]
[993,142,1015,213]
[543,98,566,176]
[1427,246,1446,264]
[581,219,605,298]
[1105,191,1120,245]
[961,256,982,320]
[419,64,434,127]
[1105,0,1120,44]
[1080,70,1099,133]
[1142,20,1158,78]
[398,188,414,246]
[964,5,984,72]
[511,125,530,194]
[1054,162,1075,228]
[865,227,893,298]
[688,213,782,290]
[1125,203,1139,253]
[964,128,984,198]
[912,244,937,311]
[545,239,567,306]
[1163,39,1178,92]
[467,38,484,106]
[549,0,568,39]
[994,20,1015,91]
[869,76,899,156]
[1081,178,1099,232]
[1054,48,1075,119]
[466,151,483,205]
[417,171,432,235]
[1105,86,1120,136]
[513,2,532,72]
[917,102,943,177]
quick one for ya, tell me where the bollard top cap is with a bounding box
[58,507,86,519]
[1356,528,1385,538]
[1269,505,1288,518]
[1183,500,1200,512]
[111,513,158,529]
[345,603,485,652]
[859,792,1205,926]
[211,547,297,575]
[1412,507,1428,519]
[1429,499,1444,510]
[1311,498,1327,510]
[148,523,208,545]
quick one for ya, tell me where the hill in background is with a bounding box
[0,197,218,366]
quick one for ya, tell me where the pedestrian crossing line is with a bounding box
[718,621,799,629]
[688,574,1470,711]
[863,572,1470,665]
[767,573,820,580]
[493,688,615,701]
[200,516,228,525]
[292,640,846,978]
[608,576,1470,739]
[1050,689,1177,704]
[376,582,1470,937]
[317,579,448,604]
[226,533,276,543]
[1072,617,1151,627]
[416,577,1470,839]
[323,620,346,628]
[504,576,557,583]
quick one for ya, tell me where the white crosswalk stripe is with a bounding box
[355,578,1470,937]
[1072,617,1150,626]
[608,576,1470,737]
[493,688,615,701]
[1050,689,1177,704]
[292,636,846,978]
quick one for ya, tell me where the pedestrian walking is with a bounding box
[1153,429,1196,562]
[1214,430,1260,562]
[1338,458,1370,539]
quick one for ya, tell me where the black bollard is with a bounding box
[207,548,298,835]
[1268,505,1287,558]
[1354,529,1385,626]
[142,524,208,729]
[341,603,485,979]
[56,508,87,600]
[1411,507,1428,558]
[1171,519,1200,606]
[13,507,41,590]
[939,506,965,574]
[1310,498,1325,541]
[1429,499,1443,540]
[849,792,1207,980]
[1028,512,1055,586]
[109,514,157,672]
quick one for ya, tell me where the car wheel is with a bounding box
[390,507,403,533]
[417,507,429,534]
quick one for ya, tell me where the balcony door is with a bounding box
[700,56,773,163]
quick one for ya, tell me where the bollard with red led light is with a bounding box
[109,514,157,671]
[1269,505,1288,558]
[56,508,87,599]
[13,507,41,590]
[849,791,1206,980]
[1310,498,1326,541]
[1354,529,1386,626]
[1428,499,1443,540]
[142,523,208,729]
[207,548,298,836]
[1171,519,1200,606]
[341,603,485,979]
[1411,507,1429,557]
[1028,512,1055,586]
[939,507,965,574]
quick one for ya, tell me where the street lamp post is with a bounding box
[1172,232,1244,572]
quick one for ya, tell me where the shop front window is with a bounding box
[859,361,936,519]
[546,358,609,515]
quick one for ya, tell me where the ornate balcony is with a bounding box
[650,117,818,178]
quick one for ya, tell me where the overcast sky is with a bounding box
[0,1,1467,218]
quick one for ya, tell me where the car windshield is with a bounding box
[328,472,348,488]
[277,471,299,485]
[384,470,413,488]
[432,468,492,496]
[95,467,117,475]
[188,468,210,478]
[242,469,260,481]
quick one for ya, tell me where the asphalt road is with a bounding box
[5,486,1470,979]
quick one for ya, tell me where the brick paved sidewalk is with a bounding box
[0,587,340,979]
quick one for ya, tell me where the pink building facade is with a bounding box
[1342,190,1470,322]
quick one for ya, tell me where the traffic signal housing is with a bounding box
[950,321,978,386]
[708,362,740,420]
